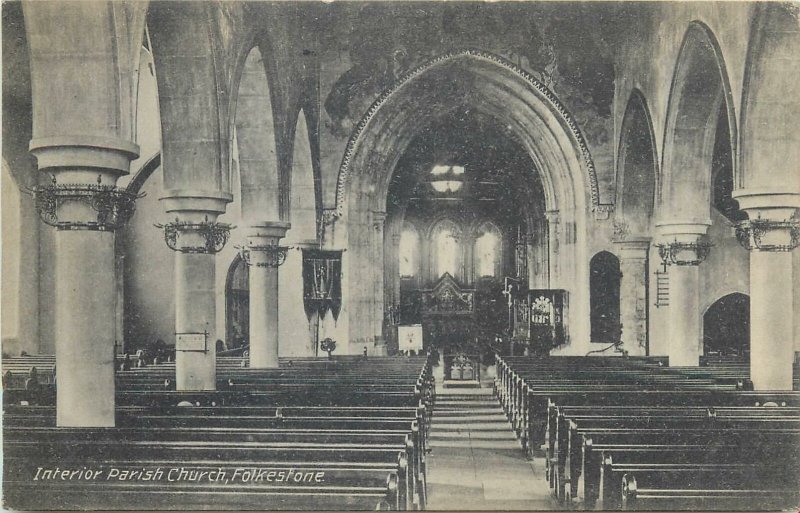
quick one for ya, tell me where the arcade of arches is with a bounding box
[3,2,800,430]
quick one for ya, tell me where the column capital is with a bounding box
[731,189,800,212]
[371,211,387,231]
[731,190,800,252]
[30,136,140,175]
[160,190,233,220]
[246,221,291,243]
[655,223,712,267]
[29,175,144,232]
[240,221,291,268]
[735,217,799,252]
[613,239,651,260]
[156,216,233,254]
[545,210,560,223]
[28,137,142,232]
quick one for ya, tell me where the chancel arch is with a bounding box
[336,50,596,355]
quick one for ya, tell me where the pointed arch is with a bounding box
[473,221,503,279]
[615,89,658,238]
[335,49,598,217]
[659,22,737,226]
[233,45,280,223]
[336,49,596,351]
[430,218,463,282]
[739,4,800,194]
[287,109,318,242]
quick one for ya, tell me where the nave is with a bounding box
[3,2,800,511]
[4,351,799,511]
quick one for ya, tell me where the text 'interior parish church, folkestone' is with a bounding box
[2,1,800,511]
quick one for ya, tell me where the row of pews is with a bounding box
[3,355,435,510]
[495,355,800,511]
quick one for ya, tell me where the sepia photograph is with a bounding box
[1,0,799,511]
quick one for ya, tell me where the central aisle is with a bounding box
[425,386,559,510]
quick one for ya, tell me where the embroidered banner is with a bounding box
[302,249,343,321]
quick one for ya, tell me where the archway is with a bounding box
[703,293,749,356]
[225,255,249,350]
[659,22,737,227]
[656,23,738,367]
[234,45,280,223]
[335,50,596,354]
[590,251,621,344]
[616,90,657,237]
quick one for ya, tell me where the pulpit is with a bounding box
[510,288,568,354]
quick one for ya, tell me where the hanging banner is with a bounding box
[302,249,343,321]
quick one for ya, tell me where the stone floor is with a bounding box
[425,385,560,511]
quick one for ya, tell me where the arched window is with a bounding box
[399,226,419,278]
[474,223,502,278]
[590,251,621,343]
[431,220,461,279]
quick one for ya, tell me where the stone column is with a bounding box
[29,138,140,426]
[371,212,387,349]
[545,210,560,287]
[242,222,290,368]
[158,193,233,390]
[655,223,711,367]
[614,240,650,356]
[733,191,800,390]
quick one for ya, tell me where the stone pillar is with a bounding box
[614,240,650,356]
[371,212,387,348]
[733,191,800,390]
[242,222,290,368]
[655,223,711,367]
[545,210,560,287]
[158,193,233,390]
[29,138,140,426]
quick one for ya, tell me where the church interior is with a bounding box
[2,1,800,510]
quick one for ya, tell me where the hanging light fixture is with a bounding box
[429,164,465,193]
[428,129,465,193]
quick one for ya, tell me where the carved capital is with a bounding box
[655,237,712,266]
[155,217,233,254]
[321,208,339,227]
[239,243,290,268]
[29,175,143,231]
[318,208,339,241]
[593,203,614,220]
[371,211,387,231]
[612,220,630,242]
[735,218,799,252]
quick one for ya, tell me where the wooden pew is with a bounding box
[3,355,434,510]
